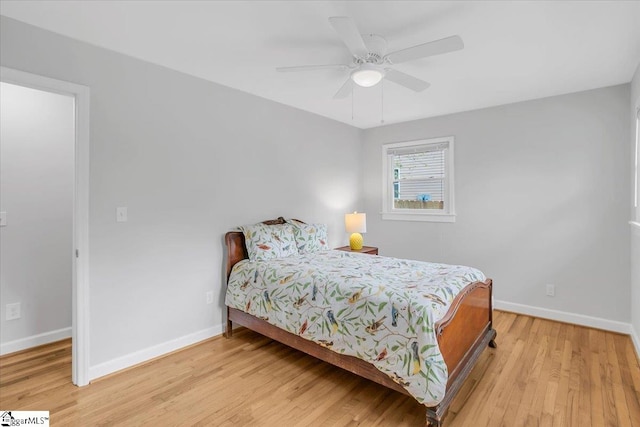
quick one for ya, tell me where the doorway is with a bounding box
[0,67,89,386]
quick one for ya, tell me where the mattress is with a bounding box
[225,249,486,406]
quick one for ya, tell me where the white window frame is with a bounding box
[381,136,455,222]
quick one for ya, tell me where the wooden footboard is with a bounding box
[223,221,496,427]
[428,279,496,425]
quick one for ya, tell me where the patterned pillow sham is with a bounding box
[287,219,329,254]
[240,223,298,261]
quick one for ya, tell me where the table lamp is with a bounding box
[345,212,367,250]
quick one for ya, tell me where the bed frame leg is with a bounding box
[488,330,498,348]
[225,308,233,338]
[425,409,441,427]
[426,416,441,427]
[225,319,233,338]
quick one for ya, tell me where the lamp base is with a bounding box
[349,233,364,250]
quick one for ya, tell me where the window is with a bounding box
[382,137,455,222]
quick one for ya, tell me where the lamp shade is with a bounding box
[345,212,367,234]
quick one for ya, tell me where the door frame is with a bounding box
[1,66,90,386]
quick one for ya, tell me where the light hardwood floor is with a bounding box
[1,311,639,426]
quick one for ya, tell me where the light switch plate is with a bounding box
[116,207,128,222]
[0,211,6,227]
[6,303,21,320]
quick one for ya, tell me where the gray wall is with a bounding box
[631,62,640,342]
[0,17,362,368]
[362,85,631,322]
[1,14,635,376]
[0,82,74,350]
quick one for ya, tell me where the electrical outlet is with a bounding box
[116,207,128,222]
[546,284,555,297]
[6,303,21,320]
[206,291,214,304]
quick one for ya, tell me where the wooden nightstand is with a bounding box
[335,245,378,255]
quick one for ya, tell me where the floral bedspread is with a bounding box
[225,250,486,406]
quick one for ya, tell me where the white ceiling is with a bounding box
[2,1,640,129]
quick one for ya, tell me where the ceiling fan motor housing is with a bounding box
[359,34,388,64]
[349,34,388,87]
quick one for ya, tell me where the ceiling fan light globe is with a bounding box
[351,67,384,87]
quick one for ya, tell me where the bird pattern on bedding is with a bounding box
[225,250,486,406]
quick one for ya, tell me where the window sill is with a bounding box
[381,212,456,223]
[630,221,640,232]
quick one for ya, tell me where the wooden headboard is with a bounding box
[224,230,247,281]
[224,217,304,281]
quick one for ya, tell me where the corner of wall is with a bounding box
[630,62,640,361]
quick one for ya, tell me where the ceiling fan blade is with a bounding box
[328,16,368,58]
[384,69,430,92]
[386,35,464,64]
[333,78,353,99]
[276,64,349,72]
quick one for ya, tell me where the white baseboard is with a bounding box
[88,324,224,381]
[0,327,72,356]
[631,325,640,361]
[494,300,631,334]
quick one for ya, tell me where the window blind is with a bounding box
[392,147,446,203]
[386,142,448,156]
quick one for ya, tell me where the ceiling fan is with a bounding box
[276,16,464,99]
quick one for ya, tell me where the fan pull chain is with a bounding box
[351,85,354,121]
[380,80,385,124]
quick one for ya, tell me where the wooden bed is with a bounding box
[224,217,496,427]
